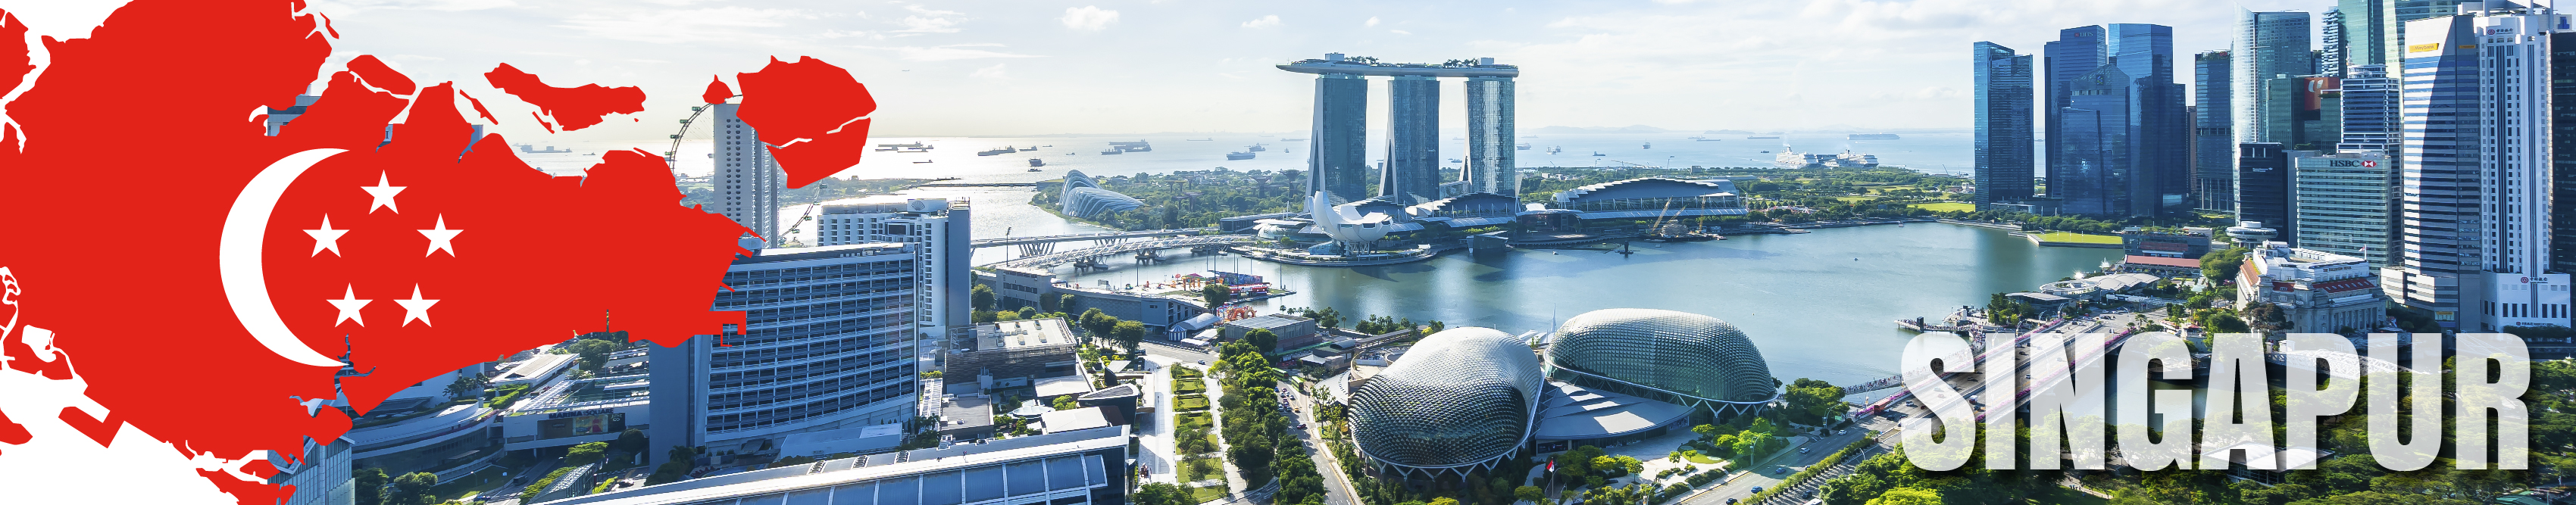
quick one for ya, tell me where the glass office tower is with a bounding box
[1465,75,1518,197]
[2194,51,2236,212]
[1307,73,1370,204]
[1385,75,1440,204]
[1972,42,2035,209]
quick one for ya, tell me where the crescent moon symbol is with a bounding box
[221,148,353,367]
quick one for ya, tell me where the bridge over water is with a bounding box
[984,235,1255,270]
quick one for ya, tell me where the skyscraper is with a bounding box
[2262,75,2343,151]
[815,197,972,340]
[1971,42,2035,209]
[2383,6,2570,331]
[2293,151,2394,266]
[2193,51,2237,212]
[1307,67,1370,204]
[1465,73,1518,197]
[2323,7,2348,74]
[648,242,926,465]
[2235,10,2315,146]
[2336,64,2401,153]
[2555,33,2576,278]
[2043,24,2186,217]
[2382,1,2478,66]
[713,103,783,242]
[1385,75,1440,204]
[2339,0,2390,67]
[2234,142,2298,244]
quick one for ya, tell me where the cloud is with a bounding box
[1241,14,1280,29]
[558,7,811,43]
[314,0,517,11]
[1390,30,1411,36]
[1061,6,1118,31]
[1365,17,1380,27]
[820,29,879,39]
[864,44,1046,61]
[971,64,1008,79]
[897,16,961,33]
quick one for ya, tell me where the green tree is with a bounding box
[442,372,487,400]
[2242,302,2293,335]
[614,429,648,456]
[1202,283,1233,309]
[1864,488,1941,505]
[646,461,692,485]
[1114,320,1148,354]
[387,472,437,505]
[971,283,997,311]
[2201,246,2249,279]
[1051,395,1079,410]
[1080,308,1115,338]
[1515,485,1547,503]
[1784,378,1847,424]
[1243,328,1280,354]
[565,441,609,466]
[1134,482,1188,505]
[567,339,617,371]
[355,468,387,505]
[1059,294,1078,313]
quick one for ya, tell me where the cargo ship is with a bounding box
[1774,148,1879,168]
[517,144,574,154]
[1227,151,1255,161]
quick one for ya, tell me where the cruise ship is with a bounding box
[1774,148,1878,168]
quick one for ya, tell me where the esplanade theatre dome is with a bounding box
[1546,308,1778,414]
[1347,327,1543,478]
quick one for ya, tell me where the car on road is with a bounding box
[1751,486,1763,494]
[1725,499,1737,504]
[1798,447,1811,454]
[1836,429,1846,435]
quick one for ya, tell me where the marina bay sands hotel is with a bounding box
[1277,53,1518,205]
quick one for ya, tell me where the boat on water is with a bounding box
[1774,148,1879,168]
[1040,145,1053,147]
[1227,151,1255,161]
[1248,143,1267,152]
[976,147,1015,156]
[1643,142,1652,149]
[1591,151,1605,156]
[1018,147,1036,151]
[878,142,931,149]
[1027,167,1043,172]
[517,144,574,154]
[913,160,935,164]
[1028,158,1046,167]
[1547,146,1562,154]
[1760,150,1771,153]
[1517,142,1533,150]
[1107,140,1152,152]
[1099,150,1124,155]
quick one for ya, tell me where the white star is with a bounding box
[327,285,371,327]
[395,285,439,327]
[363,172,405,214]
[304,215,349,257]
[419,215,462,257]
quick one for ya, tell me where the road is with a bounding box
[1283,379,1359,505]
[1674,424,1880,505]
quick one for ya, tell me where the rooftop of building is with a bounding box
[819,196,963,215]
[736,242,911,264]
[533,426,1127,505]
[2123,254,2202,268]
[1277,55,1519,78]
[938,394,996,432]
[1551,177,1740,203]
[508,373,652,416]
[492,353,576,384]
[971,318,1077,351]
[1038,407,1111,433]
[1224,313,1315,332]
[1530,381,1692,441]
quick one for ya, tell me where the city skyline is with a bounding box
[0,0,2332,142]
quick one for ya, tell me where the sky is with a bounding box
[21,0,2331,141]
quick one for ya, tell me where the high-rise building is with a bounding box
[1279,54,1519,199]
[2337,64,2402,152]
[1465,73,1519,197]
[2194,51,2237,212]
[2383,5,2571,331]
[2236,10,2315,147]
[2262,75,2344,151]
[2044,24,2186,217]
[2384,1,2478,65]
[1305,66,1370,204]
[2235,143,2302,244]
[2340,0,2391,67]
[1385,75,1441,204]
[2293,151,2395,266]
[1972,42,2036,209]
[2323,7,2349,74]
[2044,26,2105,180]
[816,197,972,340]
[2556,33,2576,278]
[649,243,927,464]
[713,103,784,242]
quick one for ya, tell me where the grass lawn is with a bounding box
[2026,485,2110,505]
[1176,413,1213,431]
[1172,366,1204,379]
[1188,485,1230,503]
[1173,380,1205,394]
[1175,394,1211,411]
[1179,457,1228,482]
[1909,202,1975,213]
[1683,453,1723,464]
[424,467,509,503]
[2032,232,2122,245]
